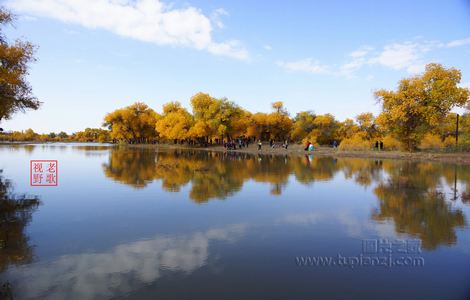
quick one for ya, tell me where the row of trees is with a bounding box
[0,7,469,152]
[103,95,294,145]
[98,63,469,151]
[0,128,110,143]
[3,63,469,151]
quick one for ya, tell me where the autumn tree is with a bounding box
[0,8,40,122]
[156,101,193,142]
[103,102,159,143]
[189,92,245,142]
[73,128,110,143]
[272,101,287,114]
[311,113,338,144]
[291,111,316,141]
[336,118,359,141]
[189,92,216,141]
[356,112,377,140]
[249,112,269,140]
[375,63,470,151]
[267,101,293,140]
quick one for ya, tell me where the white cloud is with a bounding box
[279,212,324,225]
[264,44,273,51]
[406,63,426,74]
[367,41,446,74]
[446,37,470,48]
[368,42,426,72]
[5,224,247,299]
[277,58,329,74]
[211,7,228,29]
[281,38,465,77]
[64,28,79,35]
[18,14,37,21]
[6,0,248,60]
[349,47,373,59]
[339,47,373,76]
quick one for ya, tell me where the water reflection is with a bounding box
[102,148,470,250]
[0,170,40,272]
[0,170,40,298]
[372,162,466,249]
[4,224,246,299]
[1,145,470,299]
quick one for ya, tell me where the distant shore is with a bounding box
[2,141,469,164]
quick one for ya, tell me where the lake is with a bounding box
[1,143,470,299]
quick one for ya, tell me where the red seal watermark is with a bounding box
[30,160,58,186]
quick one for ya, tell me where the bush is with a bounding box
[382,135,401,151]
[444,135,470,152]
[443,136,456,148]
[302,132,320,148]
[419,134,443,150]
[338,134,371,151]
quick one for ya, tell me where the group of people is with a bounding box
[375,141,384,151]
[268,139,289,149]
[255,140,289,151]
[256,139,289,151]
[223,138,251,150]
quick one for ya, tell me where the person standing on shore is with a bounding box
[304,141,310,151]
[308,143,314,152]
[258,140,262,151]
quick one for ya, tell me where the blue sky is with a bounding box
[1,0,470,133]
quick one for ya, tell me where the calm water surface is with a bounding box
[1,143,470,299]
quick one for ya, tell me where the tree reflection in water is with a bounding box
[0,170,41,298]
[102,148,470,249]
[372,161,466,250]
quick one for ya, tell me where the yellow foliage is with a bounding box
[156,102,193,141]
[382,135,401,151]
[0,8,41,121]
[375,63,470,151]
[419,134,444,150]
[301,131,320,148]
[338,134,371,151]
[443,136,456,148]
[291,111,316,141]
[103,102,159,143]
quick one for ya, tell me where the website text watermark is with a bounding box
[296,239,424,268]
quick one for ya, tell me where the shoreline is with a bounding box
[127,143,470,165]
[2,141,469,164]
